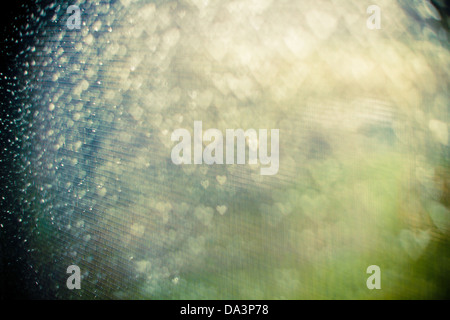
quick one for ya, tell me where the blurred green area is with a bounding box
[132,151,449,299]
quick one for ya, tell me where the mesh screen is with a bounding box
[1,0,449,299]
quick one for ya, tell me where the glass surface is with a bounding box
[0,0,449,299]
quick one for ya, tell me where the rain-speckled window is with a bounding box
[0,0,449,300]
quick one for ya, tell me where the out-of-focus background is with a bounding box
[1,0,449,299]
